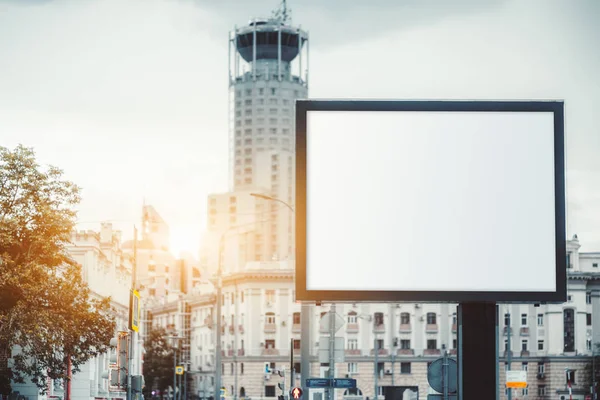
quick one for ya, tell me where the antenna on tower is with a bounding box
[272,0,291,23]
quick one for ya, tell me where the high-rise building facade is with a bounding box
[199,7,309,271]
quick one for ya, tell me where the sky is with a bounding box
[1,0,599,257]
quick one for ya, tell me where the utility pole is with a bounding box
[374,332,378,400]
[173,345,177,400]
[328,304,336,400]
[507,308,512,400]
[128,226,138,400]
[290,338,295,390]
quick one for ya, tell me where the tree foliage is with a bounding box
[0,145,116,394]
[142,327,176,398]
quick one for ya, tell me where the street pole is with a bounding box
[215,232,224,400]
[173,345,177,400]
[290,338,295,390]
[328,304,336,400]
[128,226,138,400]
[300,302,311,399]
[374,333,378,400]
[507,307,512,400]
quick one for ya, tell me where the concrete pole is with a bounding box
[328,304,336,400]
[300,303,311,400]
[374,333,378,400]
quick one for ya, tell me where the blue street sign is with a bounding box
[332,379,356,389]
[306,379,332,388]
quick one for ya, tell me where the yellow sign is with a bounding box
[129,289,141,332]
[176,366,184,375]
[506,370,527,389]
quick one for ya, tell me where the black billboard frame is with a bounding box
[295,99,566,304]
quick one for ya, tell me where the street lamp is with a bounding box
[248,193,309,396]
[169,335,184,400]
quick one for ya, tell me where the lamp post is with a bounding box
[249,193,306,396]
[169,335,184,400]
[215,214,275,400]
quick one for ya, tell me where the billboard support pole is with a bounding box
[457,303,498,400]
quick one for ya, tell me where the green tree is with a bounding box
[0,145,116,394]
[143,327,176,398]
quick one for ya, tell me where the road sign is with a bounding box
[318,337,345,363]
[319,312,345,333]
[175,366,184,375]
[427,358,457,393]
[332,379,356,389]
[291,387,303,399]
[129,289,140,332]
[306,379,331,388]
[506,370,527,388]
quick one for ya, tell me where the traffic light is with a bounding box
[291,387,303,400]
[117,331,129,387]
[102,334,122,389]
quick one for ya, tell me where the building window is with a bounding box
[231,363,234,374]
[245,89,252,96]
[400,362,411,374]
[265,339,275,349]
[427,339,437,350]
[400,339,411,350]
[266,290,275,303]
[538,340,544,351]
[538,362,545,374]
[587,292,592,304]
[522,362,528,371]
[504,340,508,351]
[374,312,384,326]
[265,386,275,397]
[347,339,358,350]
[427,312,436,325]
[266,313,276,325]
[594,263,598,268]
[521,314,527,326]
[537,313,544,326]
[521,340,528,351]
[271,88,276,95]
[521,388,528,396]
[567,253,572,268]
[293,312,300,324]
[400,313,410,325]
[347,312,357,324]
[241,363,244,374]
[452,339,457,349]
[587,338,592,350]
[293,339,301,350]
[348,363,358,374]
[259,88,264,95]
[452,313,457,325]
[538,386,546,396]
[588,313,593,326]
[564,309,575,352]
[294,362,301,374]
[504,313,511,326]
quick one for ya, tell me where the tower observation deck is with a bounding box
[228,1,308,192]
[226,0,308,262]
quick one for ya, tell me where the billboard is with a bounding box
[295,100,566,303]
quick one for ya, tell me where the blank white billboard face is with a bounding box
[296,101,566,303]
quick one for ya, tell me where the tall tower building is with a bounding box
[202,2,309,272]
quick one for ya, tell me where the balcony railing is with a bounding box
[227,349,234,356]
[425,324,438,333]
[292,323,301,333]
[397,348,414,356]
[293,348,300,355]
[451,324,457,333]
[239,325,244,334]
[238,349,245,356]
[262,348,279,356]
[346,349,361,356]
[399,324,411,333]
[373,324,385,333]
[520,350,530,357]
[503,327,513,336]
[347,323,359,333]
[264,323,276,333]
[370,349,389,356]
[229,326,234,334]
[449,349,457,355]
[520,327,529,336]
[424,349,441,356]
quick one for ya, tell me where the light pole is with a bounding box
[215,215,275,400]
[249,193,306,396]
[170,335,184,400]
